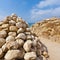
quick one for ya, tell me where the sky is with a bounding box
[0,0,60,23]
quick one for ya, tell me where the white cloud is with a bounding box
[36,0,60,8]
[31,7,60,19]
[30,0,60,22]
[31,9,52,19]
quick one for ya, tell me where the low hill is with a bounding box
[31,17,60,43]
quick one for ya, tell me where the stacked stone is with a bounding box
[0,14,48,60]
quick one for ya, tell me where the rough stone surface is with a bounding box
[0,14,48,60]
[8,32,16,37]
[6,36,15,42]
[15,33,26,40]
[0,48,4,58]
[4,50,22,60]
[0,38,6,47]
[24,52,37,60]
[23,40,32,52]
[0,30,7,38]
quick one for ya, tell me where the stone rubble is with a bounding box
[0,14,49,60]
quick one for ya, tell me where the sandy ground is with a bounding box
[39,37,60,60]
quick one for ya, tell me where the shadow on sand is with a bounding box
[39,40,49,60]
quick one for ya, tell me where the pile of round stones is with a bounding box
[0,14,48,60]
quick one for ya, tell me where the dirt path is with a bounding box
[39,37,60,60]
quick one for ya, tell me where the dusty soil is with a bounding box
[39,37,60,60]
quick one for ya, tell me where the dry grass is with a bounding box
[31,17,60,43]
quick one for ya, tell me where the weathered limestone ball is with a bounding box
[16,22,23,28]
[0,30,7,38]
[6,36,15,42]
[16,22,27,28]
[42,51,49,58]
[15,33,26,40]
[16,39,24,47]
[17,28,25,33]
[8,32,16,37]
[2,43,8,53]
[1,24,9,28]
[9,26,18,32]
[24,52,37,60]
[6,41,19,50]
[4,50,21,60]
[0,48,4,58]
[23,40,32,52]
[0,38,6,47]
[26,28,30,32]
[9,20,16,25]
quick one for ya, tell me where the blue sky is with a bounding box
[0,0,60,23]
